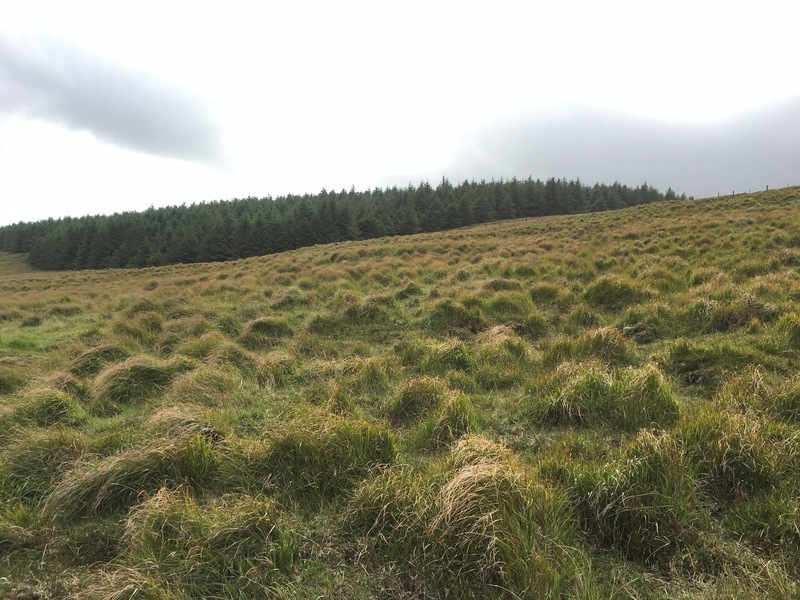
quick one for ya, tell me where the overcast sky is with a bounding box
[1,1,799,226]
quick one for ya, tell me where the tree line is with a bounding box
[0,177,685,271]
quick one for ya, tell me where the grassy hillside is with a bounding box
[1,188,800,598]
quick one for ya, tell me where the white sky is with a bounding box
[1,0,799,226]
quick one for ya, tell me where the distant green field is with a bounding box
[2,188,800,598]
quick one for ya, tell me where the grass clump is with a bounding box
[703,294,780,333]
[428,298,484,332]
[69,344,131,377]
[483,290,535,321]
[543,326,635,367]
[572,430,702,564]
[239,316,294,350]
[5,387,88,428]
[0,365,26,395]
[422,338,476,375]
[725,478,800,570]
[258,411,396,501]
[389,376,450,423]
[43,434,219,519]
[346,437,586,598]
[90,488,297,598]
[473,326,532,390]
[775,311,800,351]
[662,339,763,391]
[0,427,88,502]
[676,406,783,500]
[411,391,478,450]
[535,363,679,430]
[583,276,643,312]
[92,355,195,406]
[256,350,298,389]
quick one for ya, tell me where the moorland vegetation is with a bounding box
[0,177,680,271]
[1,187,799,598]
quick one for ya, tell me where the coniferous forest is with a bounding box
[0,177,683,270]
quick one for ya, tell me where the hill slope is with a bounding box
[1,188,799,598]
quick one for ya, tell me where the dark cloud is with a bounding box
[0,31,225,165]
[388,99,800,198]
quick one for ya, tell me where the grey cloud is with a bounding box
[387,99,800,198]
[0,31,225,165]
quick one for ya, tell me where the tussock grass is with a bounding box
[239,316,294,350]
[543,326,635,367]
[342,293,398,324]
[257,411,396,501]
[776,311,800,350]
[3,188,800,596]
[84,488,297,598]
[676,405,784,500]
[572,430,702,563]
[534,363,679,430]
[168,364,248,408]
[583,276,643,312]
[389,376,450,423]
[174,329,227,359]
[145,404,223,441]
[3,387,88,428]
[427,298,484,332]
[662,338,766,391]
[0,365,26,395]
[256,350,298,389]
[0,427,88,502]
[43,434,219,519]
[91,355,195,406]
[0,521,34,552]
[68,344,131,377]
[725,477,800,570]
[45,371,90,399]
[410,391,478,450]
[346,437,586,597]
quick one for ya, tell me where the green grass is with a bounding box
[2,187,800,597]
